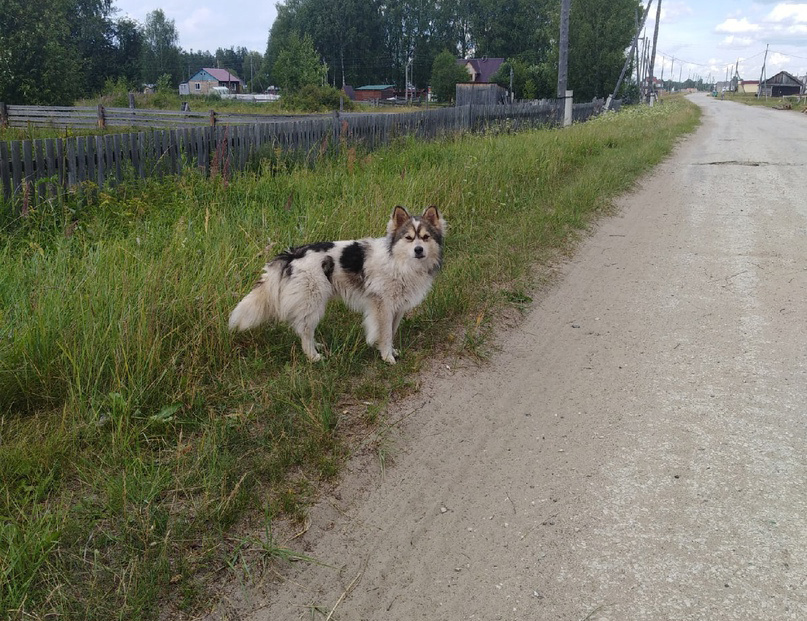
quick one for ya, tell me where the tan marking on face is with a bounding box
[402,224,418,242]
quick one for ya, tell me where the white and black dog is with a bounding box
[229,206,446,364]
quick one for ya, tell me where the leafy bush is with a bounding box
[281,85,355,112]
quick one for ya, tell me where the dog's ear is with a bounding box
[391,206,411,231]
[422,206,443,231]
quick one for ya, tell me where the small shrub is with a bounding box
[281,85,354,112]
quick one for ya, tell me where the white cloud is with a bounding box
[767,51,793,67]
[719,35,756,47]
[716,17,762,34]
[661,2,694,22]
[764,4,807,23]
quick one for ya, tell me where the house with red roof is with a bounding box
[187,68,246,95]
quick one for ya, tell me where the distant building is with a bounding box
[759,71,804,97]
[354,84,395,101]
[739,80,759,95]
[187,68,245,95]
[457,58,505,83]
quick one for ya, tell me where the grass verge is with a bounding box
[0,97,700,619]
[720,91,807,112]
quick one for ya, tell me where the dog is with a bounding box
[228,205,446,364]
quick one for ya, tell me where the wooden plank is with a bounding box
[0,141,10,201]
[199,127,208,176]
[112,134,122,183]
[74,137,85,184]
[176,129,186,175]
[66,138,77,187]
[44,138,56,199]
[120,133,131,181]
[55,138,65,191]
[22,140,34,203]
[34,139,46,203]
[93,136,103,188]
[155,130,165,177]
[102,134,114,186]
[129,132,140,178]
[230,125,239,173]
[10,141,22,201]
[168,130,178,175]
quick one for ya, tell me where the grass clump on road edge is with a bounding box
[0,97,700,619]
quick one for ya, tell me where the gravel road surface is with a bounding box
[215,93,807,620]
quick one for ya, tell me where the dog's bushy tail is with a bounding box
[228,262,284,332]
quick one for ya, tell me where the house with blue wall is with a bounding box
[187,68,245,95]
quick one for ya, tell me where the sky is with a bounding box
[112,0,807,84]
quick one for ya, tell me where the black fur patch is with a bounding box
[339,241,366,275]
[276,241,335,262]
[322,255,335,282]
[275,241,335,280]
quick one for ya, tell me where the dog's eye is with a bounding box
[405,235,414,241]
[421,234,430,241]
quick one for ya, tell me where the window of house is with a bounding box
[194,83,200,91]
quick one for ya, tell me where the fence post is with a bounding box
[209,109,217,126]
[332,110,340,155]
[564,90,573,127]
[128,93,136,109]
[0,102,7,129]
[97,104,106,129]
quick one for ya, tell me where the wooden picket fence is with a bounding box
[0,99,608,210]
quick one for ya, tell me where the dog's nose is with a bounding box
[414,245,424,257]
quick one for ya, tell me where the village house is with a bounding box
[186,68,246,95]
[739,80,759,95]
[353,84,395,101]
[759,71,804,97]
[456,58,505,83]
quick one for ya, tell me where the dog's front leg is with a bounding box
[390,309,406,358]
[369,302,397,364]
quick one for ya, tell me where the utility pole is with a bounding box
[758,44,769,99]
[647,0,662,103]
[510,66,514,102]
[557,0,572,98]
[608,0,655,109]
[669,56,674,91]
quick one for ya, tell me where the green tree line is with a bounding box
[0,0,642,105]
[0,1,261,105]
[264,0,643,101]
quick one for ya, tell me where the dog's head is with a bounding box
[387,206,446,270]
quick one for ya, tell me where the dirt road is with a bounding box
[218,94,807,620]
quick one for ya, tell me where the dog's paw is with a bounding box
[381,352,397,365]
[391,348,400,357]
[307,352,323,362]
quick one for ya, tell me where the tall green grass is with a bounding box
[0,98,700,619]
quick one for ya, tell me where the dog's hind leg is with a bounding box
[290,299,328,361]
[285,266,332,362]
[294,321,323,361]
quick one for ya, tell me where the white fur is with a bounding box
[229,206,445,364]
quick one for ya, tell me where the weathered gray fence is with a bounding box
[1,100,610,209]
[0,102,323,130]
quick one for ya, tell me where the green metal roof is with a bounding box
[355,84,395,90]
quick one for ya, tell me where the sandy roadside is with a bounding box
[208,93,807,621]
